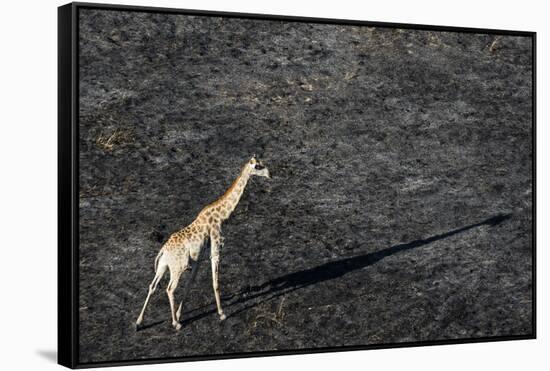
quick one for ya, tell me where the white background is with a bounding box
[0,0,545,369]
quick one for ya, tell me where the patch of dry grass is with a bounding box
[251,297,287,328]
[95,128,133,151]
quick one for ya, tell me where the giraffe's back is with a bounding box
[162,222,209,264]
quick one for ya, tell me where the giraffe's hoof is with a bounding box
[135,323,142,332]
[174,322,182,330]
[219,313,227,321]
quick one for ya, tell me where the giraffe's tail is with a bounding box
[154,249,164,273]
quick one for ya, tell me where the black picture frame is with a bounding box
[58,2,536,368]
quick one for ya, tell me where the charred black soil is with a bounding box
[77,9,533,363]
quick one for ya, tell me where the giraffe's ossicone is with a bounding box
[136,156,271,330]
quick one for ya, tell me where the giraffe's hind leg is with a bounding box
[136,258,168,330]
[167,266,183,330]
[176,247,206,322]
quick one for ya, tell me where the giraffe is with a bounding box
[136,156,271,330]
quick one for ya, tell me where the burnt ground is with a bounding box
[77,8,534,364]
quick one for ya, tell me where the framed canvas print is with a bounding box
[58,2,536,368]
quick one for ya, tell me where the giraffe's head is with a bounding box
[248,156,270,179]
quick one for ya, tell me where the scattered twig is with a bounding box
[489,36,501,54]
[344,71,358,81]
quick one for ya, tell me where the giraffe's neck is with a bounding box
[213,165,251,220]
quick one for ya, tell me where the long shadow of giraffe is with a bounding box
[151,213,511,328]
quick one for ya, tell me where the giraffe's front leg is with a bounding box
[211,254,226,321]
[210,229,226,321]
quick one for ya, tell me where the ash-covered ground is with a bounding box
[77,8,533,364]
